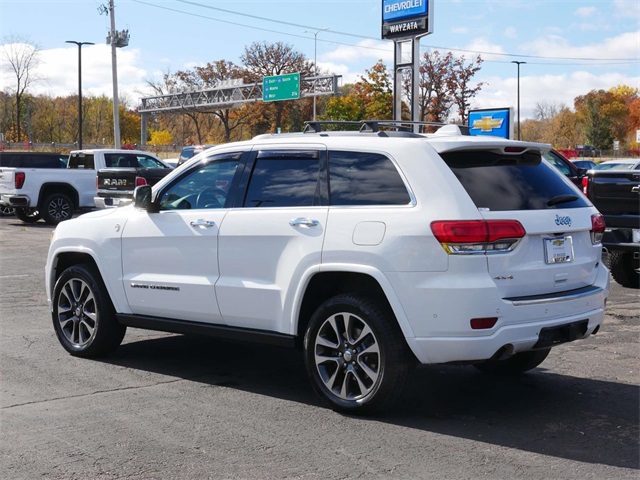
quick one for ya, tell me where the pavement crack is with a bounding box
[2,374,212,409]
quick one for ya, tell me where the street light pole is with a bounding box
[511,60,526,140]
[66,41,94,149]
[304,28,329,121]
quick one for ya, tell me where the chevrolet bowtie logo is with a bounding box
[472,116,504,132]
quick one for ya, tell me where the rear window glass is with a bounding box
[441,150,589,211]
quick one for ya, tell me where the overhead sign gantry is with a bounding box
[138,74,340,145]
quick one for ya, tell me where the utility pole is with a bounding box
[99,0,129,148]
[304,28,329,121]
[66,41,94,149]
[511,61,526,140]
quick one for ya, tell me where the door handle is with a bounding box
[632,186,640,194]
[289,218,319,227]
[190,219,216,228]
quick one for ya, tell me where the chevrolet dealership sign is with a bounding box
[382,0,432,39]
[468,108,514,139]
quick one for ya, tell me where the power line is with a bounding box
[132,0,639,64]
[172,0,638,62]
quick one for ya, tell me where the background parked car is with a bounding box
[177,145,215,166]
[576,145,601,157]
[594,159,640,170]
[571,159,597,170]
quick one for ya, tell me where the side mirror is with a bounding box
[576,168,588,177]
[133,185,152,210]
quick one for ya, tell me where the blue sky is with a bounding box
[1,0,638,120]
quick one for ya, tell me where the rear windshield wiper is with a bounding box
[547,194,579,207]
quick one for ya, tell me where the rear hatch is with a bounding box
[436,144,601,298]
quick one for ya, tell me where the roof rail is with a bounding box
[303,120,470,135]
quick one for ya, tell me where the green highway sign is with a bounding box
[263,73,300,102]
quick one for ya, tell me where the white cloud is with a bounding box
[1,44,149,107]
[522,30,639,59]
[322,39,392,63]
[474,70,640,120]
[575,6,598,17]
[504,27,517,39]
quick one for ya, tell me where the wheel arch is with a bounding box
[38,183,79,210]
[48,249,126,314]
[294,267,416,349]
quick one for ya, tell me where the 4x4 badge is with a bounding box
[555,215,572,227]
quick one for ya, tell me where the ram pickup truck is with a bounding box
[0,149,164,225]
[584,168,640,288]
[95,154,173,209]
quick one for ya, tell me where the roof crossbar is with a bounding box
[303,120,471,135]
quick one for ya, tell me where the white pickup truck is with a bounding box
[0,149,163,225]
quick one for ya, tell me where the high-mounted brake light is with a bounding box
[431,220,526,254]
[15,172,25,189]
[504,146,526,153]
[135,177,147,187]
[590,213,605,244]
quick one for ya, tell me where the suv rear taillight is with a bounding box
[431,220,526,254]
[590,213,605,244]
[581,176,589,195]
[15,172,25,189]
[135,177,147,187]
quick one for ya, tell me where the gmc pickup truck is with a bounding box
[584,167,640,288]
[94,154,172,208]
[0,149,164,225]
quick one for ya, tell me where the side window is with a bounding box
[243,151,322,208]
[68,154,95,169]
[544,152,571,176]
[158,152,242,210]
[328,151,411,206]
[138,155,167,169]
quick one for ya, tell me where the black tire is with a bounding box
[41,193,73,225]
[13,207,41,223]
[303,294,413,414]
[474,348,551,375]
[608,251,640,289]
[52,264,126,357]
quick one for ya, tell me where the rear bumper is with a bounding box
[0,194,30,207]
[388,266,609,364]
[406,306,605,364]
[94,196,132,209]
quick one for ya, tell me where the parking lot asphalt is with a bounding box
[1,215,638,479]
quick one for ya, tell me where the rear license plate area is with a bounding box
[533,319,588,349]
[544,236,574,264]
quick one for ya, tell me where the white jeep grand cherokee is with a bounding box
[45,122,609,414]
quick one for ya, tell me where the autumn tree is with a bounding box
[411,50,454,122]
[353,60,393,120]
[447,55,484,124]
[181,60,249,142]
[322,84,366,122]
[1,35,41,142]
